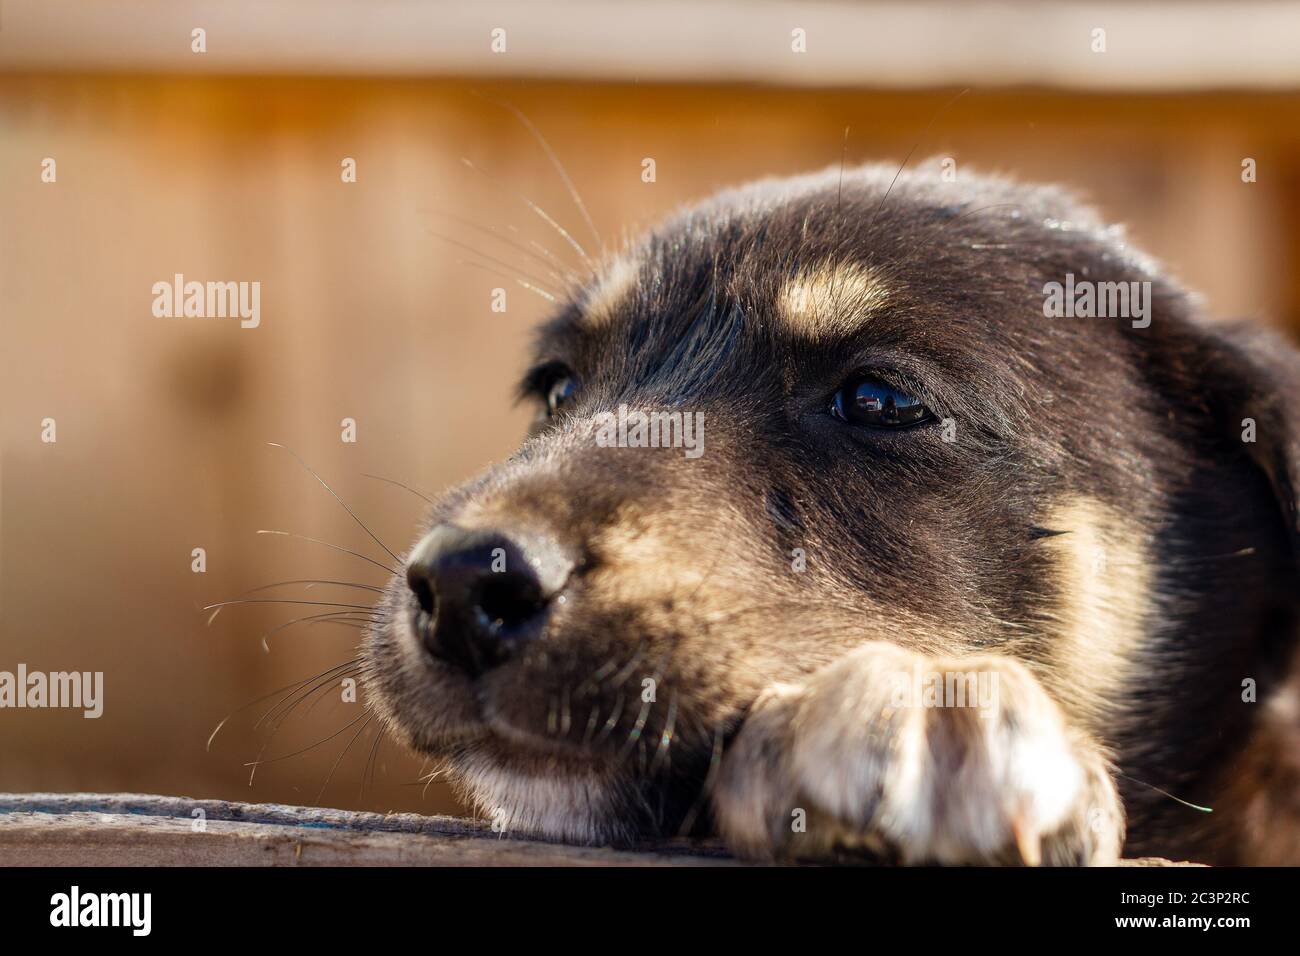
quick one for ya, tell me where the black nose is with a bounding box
[405,524,573,675]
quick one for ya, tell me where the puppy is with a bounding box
[362,164,1300,865]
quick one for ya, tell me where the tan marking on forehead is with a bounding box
[778,264,891,336]
[578,256,639,329]
[1033,495,1153,736]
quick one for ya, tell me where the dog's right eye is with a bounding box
[830,376,930,428]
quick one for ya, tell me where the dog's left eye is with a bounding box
[546,375,579,417]
[831,376,930,428]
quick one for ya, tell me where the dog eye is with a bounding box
[831,376,930,428]
[546,375,578,417]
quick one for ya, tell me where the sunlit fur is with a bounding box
[364,163,1300,864]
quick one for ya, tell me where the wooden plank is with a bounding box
[0,793,737,866]
[6,0,1300,91]
[0,794,1194,866]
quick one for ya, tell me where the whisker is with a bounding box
[203,598,378,612]
[422,207,576,286]
[257,610,380,653]
[361,723,386,797]
[257,530,396,576]
[239,579,383,595]
[502,222,584,282]
[461,157,595,271]
[595,691,625,744]
[865,87,970,242]
[243,712,370,769]
[254,659,362,734]
[246,661,363,785]
[420,759,453,799]
[606,643,648,695]
[675,723,725,838]
[267,442,402,565]
[618,645,674,764]
[207,672,335,751]
[576,645,635,698]
[1117,773,1214,814]
[456,258,558,304]
[423,228,562,298]
[474,92,604,254]
[362,472,434,506]
[526,237,575,280]
[303,670,358,718]
[828,125,851,319]
[648,688,678,777]
[581,704,601,745]
[316,714,376,803]
[618,693,653,764]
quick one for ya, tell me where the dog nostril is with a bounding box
[477,574,546,631]
[405,524,573,675]
[407,571,437,617]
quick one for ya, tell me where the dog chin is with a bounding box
[449,746,632,845]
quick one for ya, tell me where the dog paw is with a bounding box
[712,642,1123,865]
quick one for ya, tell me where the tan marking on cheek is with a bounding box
[1034,496,1154,734]
[589,514,715,604]
[778,264,891,336]
[577,256,639,329]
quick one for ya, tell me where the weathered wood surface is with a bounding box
[0,793,738,866]
[0,793,1196,866]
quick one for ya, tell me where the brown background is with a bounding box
[3,75,1300,817]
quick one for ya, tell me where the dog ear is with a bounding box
[1166,318,1300,563]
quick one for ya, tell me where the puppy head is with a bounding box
[362,163,1300,843]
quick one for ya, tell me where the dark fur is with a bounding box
[364,164,1300,864]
